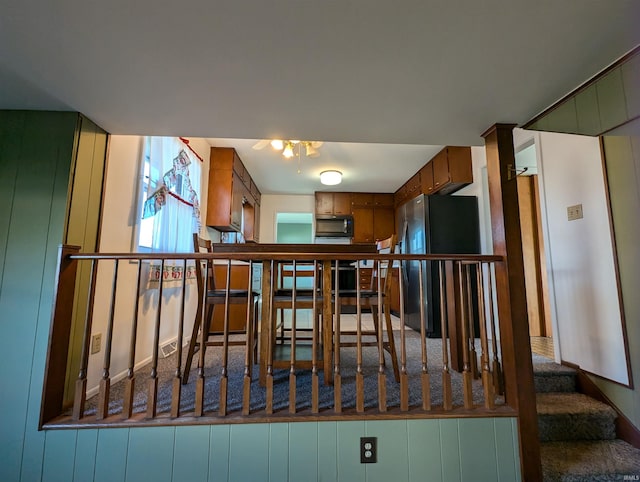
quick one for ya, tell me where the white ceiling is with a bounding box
[1,1,638,194]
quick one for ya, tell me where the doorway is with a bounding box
[515,141,554,358]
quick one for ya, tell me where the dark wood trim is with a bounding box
[598,137,634,389]
[571,365,640,449]
[483,124,542,481]
[522,45,640,131]
[40,245,81,429]
[42,404,519,430]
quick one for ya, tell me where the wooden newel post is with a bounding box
[482,124,542,481]
[39,245,81,428]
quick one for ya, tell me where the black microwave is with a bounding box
[315,215,354,237]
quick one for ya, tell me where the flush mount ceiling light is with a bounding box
[320,170,342,185]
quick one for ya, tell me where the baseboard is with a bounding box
[570,364,640,449]
[85,335,191,399]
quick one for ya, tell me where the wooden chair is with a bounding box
[270,261,324,370]
[182,234,259,384]
[334,235,400,381]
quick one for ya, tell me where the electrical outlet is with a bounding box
[567,204,583,221]
[91,333,102,355]
[360,437,377,463]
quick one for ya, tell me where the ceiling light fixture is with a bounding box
[320,170,342,186]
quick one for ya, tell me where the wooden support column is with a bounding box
[482,124,542,481]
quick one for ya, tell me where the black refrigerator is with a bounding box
[396,194,480,337]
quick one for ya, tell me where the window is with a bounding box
[136,137,201,252]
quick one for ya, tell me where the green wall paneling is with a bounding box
[208,424,230,482]
[544,98,579,134]
[73,429,99,482]
[337,420,366,482]
[42,430,78,482]
[94,429,129,482]
[228,423,270,481]
[458,418,498,482]
[494,418,520,482]
[269,423,289,482]
[407,419,443,482]
[439,418,461,482]
[317,421,337,482]
[173,425,211,482]
[575,84,603,136]
[289,422,318,482]
[126,426,175,482]
[597,67,628,131]
[622,53,640,119]
[64,115,108,405]
[0,111,77,482]
[364,419,409,482]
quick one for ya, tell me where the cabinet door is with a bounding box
[230,174,243,231]
[352,207,374,243]
[315,192,333,215]
[373,207,395,241]
[447,146,473,184]
[351,193,374,207]
[420,162,435,195]
[433,149,450,190]
[374,193,394,207]
[333,192,352,214]
[254,202,260,242]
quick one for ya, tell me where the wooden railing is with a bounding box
[40,247,515,428]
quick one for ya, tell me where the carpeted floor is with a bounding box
[83,328,504,417]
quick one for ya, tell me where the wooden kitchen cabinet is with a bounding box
[207,147,261,235]
[351,193,374,207]
[432,146,473,195]
[315,192,351,216]
[373,207,395,241]
[420,162,435,195]
[352,206,374,243]
[373,193,394,207]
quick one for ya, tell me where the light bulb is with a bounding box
[283,142,294,158]
[270,139,283,150]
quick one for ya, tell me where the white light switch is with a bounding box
[567,204,583,221]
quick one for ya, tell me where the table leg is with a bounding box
[259,260,272,386]
[322,260,333,385]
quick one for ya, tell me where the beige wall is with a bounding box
[86,135,210,394]
[259,194,315,243]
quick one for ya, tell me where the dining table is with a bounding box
[212,243,377,386]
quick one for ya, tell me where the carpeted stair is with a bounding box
[534,361,640,481]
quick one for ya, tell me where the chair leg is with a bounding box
[383,303,400,382]
[370,303,386,368]
[183,305,205,385]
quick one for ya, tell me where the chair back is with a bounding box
[371,234,397,294]
[193,233,215,294]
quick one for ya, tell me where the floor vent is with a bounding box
[160,340,177,358]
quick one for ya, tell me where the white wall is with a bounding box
[259,194,315,243]
[86,135,210,393]
[535,131,628,385]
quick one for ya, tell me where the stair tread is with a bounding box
[536,392,617,417]
[533,362,577,376]
[541,440,640,480]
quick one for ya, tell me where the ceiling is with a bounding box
[1,1,638,194]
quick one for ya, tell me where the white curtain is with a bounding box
[142,137,201,286]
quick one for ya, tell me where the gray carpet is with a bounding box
[83,330,503,416]
[532,354,640,481]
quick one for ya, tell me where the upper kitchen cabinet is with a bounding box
[207,147,261,240]
[315,192,351,216]
[395,146,473,207]
[434,146,473,195]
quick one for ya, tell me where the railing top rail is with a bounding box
[66,250,504,263]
